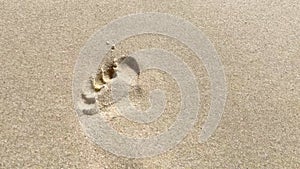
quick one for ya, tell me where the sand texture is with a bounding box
[1,0,299,168]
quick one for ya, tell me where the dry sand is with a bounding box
[1,0,300,168]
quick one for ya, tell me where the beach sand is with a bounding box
[1,0,299,168]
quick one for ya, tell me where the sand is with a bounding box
[1,0,299,168]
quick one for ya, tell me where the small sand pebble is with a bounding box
[111,44,115,50]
